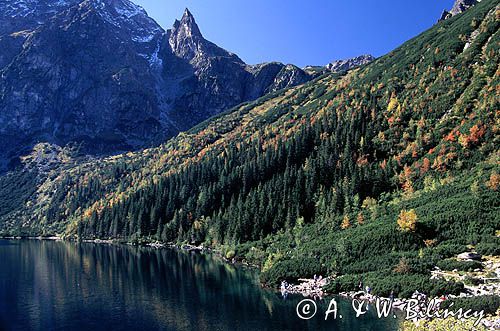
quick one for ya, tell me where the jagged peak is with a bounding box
[168,8,208,61]
[182,8,193,19]
[172,7,201,38]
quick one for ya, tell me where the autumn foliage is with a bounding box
[397,209,418,232]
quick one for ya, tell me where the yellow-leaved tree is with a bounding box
[397,209,418,232]
[341,215,351,230]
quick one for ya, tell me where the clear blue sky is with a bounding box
[133,0,455,67]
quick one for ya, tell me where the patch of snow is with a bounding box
[114,0,143,18]
[97,9,121,28]
[52,0,70,6]
[132,33,155,43]
[149,39,163,68]
[2,0,75,18]
[4,0,34,18]
[83,0,162,40]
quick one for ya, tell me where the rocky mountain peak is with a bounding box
[168,7,205,60]
[63,0,164,49]
[181,8,195,23]
[77,0,159,27]
[325,54,375,73]
[84,0,143,14]
[167,8,242,64]
[450,0,479,15]
[439,0,479,21]
[0,3,313,172]
[177,7,202,39]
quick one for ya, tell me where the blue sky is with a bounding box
[134,0,455,67]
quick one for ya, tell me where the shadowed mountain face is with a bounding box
[0,1,312,171]
[161,9,312,130]
[0,0,83,76]
[0,0,81,36]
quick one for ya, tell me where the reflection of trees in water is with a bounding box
[6,241,279,330]
[2,241,399,331]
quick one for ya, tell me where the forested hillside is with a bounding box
[1,0,499,298]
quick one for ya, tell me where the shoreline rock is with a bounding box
[280,276,331,298]
[0,236,62,241]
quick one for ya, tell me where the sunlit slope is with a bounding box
[0,0,498,264]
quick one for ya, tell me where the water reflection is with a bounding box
[0,240,400,331]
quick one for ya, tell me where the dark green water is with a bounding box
[0,240,400,331]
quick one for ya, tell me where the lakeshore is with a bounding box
[0,239,400,330]
[2,236,499,329]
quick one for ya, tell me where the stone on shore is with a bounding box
[457,252,482,260]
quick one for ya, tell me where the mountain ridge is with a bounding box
[1,0,497,242]
[0,1,498,325]
[0,0,314,172]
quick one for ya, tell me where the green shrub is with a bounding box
[371,274,464,298]
[325,274,363,293]
[436,259,483,272]
[325,271,464,298]
[476,242,500,256]
[260,257,325,286]
[441,295,500,315]
[463,276,482,286]
[429,243,468,259]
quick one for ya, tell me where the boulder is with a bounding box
[457,252,482,260]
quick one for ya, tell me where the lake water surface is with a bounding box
[0,240,400,330]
